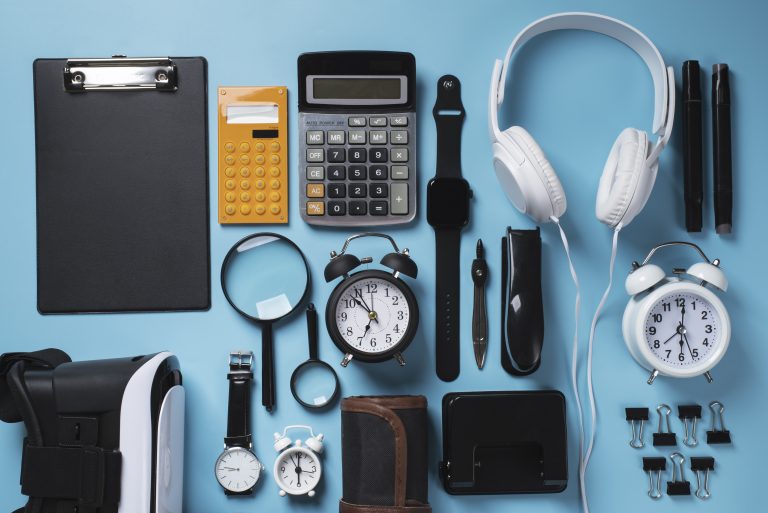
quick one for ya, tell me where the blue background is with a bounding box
[0,0,764,511]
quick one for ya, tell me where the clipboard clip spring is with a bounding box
[63,57,177,92]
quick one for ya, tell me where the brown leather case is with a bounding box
[340,396,431,513]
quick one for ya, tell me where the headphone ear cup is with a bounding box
[595,128,651,228]
[506,126,566,220]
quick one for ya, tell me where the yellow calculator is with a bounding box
[218,86,288,224]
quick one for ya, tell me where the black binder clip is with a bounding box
[626,407,649,448]
[690,457,715,499]
[706,401,732,444]
[678,404,702,447]
[653,404,677,446]
[642,457,666,499]
[667,452,692,496]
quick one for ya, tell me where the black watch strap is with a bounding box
[435,228,461,381]
[433,75,465,382]
[432,75,465,179]
[226,351,253,448]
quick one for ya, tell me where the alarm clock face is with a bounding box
[215,447,262,493]
[274,446,321,495]
[327,270,419,362]
[644,292,721,368]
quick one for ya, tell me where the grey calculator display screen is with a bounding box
[307,75,407,105]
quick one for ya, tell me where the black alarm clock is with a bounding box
[324,233,419,367]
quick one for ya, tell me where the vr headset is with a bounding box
[0,349,184,513]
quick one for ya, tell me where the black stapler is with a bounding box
[500,227,544,375]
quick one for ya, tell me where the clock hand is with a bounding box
[661,328,680,345]
[351,294,381,325]
[682,332,695,357]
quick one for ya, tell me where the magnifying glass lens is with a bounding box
[292,361,339,408]
[222,235,308,321]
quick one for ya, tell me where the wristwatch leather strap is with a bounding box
[226,352,253,447]
[432,75,464,179]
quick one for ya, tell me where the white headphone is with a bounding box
[488,12,675,228]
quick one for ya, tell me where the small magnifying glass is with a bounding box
[221,233,310,412]
[291,303,340,409]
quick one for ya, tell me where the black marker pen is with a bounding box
[683,61,703,232]
[712,64,732,235]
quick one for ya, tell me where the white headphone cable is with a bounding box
[579,224,622,513]
[550,216,587,512]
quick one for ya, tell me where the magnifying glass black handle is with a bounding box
[262,322,276,412]
[307,303,319,360]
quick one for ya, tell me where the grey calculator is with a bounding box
[298,51,417,226]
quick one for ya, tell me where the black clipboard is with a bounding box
[33,56,210,313]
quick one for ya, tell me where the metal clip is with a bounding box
[653,404,677,446]
[667,452,691,496]
[642,457,666,499]
[63,57,177,92]
[706,401,732,444]
[678,404,702,447]
[229,350,254,369]
[626,407,649,448]
[690,457,715,499]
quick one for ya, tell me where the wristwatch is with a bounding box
[215,351,263,496]
[427,75,472,382]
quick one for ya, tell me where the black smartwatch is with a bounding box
[215,351,263,496]
[427,75,472,382]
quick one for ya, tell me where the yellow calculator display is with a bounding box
[218,86,288,224]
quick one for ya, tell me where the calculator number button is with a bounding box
[349,184,367,198]
[327,148,346,163]
[370,149,387,163]
[370,184,388,198]
[328,166,346,180]
[349,148,367,163]
[349,165,367,180]
[328,201,347,215]
[328,184,346,198]
[370,165,387,180]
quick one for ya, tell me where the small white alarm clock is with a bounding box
[622,242,730,384]
[272,425,324,497]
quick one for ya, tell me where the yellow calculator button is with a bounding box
[225,192,236,202]
[225,180,236,190]
[240,167,250,177]
[240,154,250,165]
[225,204,236,215]
[240,204,251,215]
[270,192,281,202]
[270,167,280,177]
[255,166,265,177]
[270,204,281,215]
[224,142,235,153]
[240,180,251,190]
[240,192,251,202]
[255,205,266,215]
[224,155,236,165]
[255,142,265,152]
[270,141,281,152]
[239,142,250,152]
[270,154,280,165]
[255,192,266,202]
[255,180,265,190]
[255,154,265,165]
[306,201,325,216]
[225,167,236,177]
[270,179,281,190]
[306,184,324,198]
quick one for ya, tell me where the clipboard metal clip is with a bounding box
[63,56,177,92]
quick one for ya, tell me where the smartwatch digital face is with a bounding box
[427,178,471,227]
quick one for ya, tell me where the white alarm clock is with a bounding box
[272,425,324,497]
[622,242,730,384]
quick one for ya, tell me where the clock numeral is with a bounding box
[705,325,713,333]
[346,327,353,336]
[648,326,657,335]
[703,337,709,347]
[386,334,392,343]
[665,349,672,358]
[653,339,660,349]
[385,287,390,297]
[397,310,404,320]
[691,300,697,310]
[692,348,699,358]
[365,283,378,294]
[675,298,686,308]
[678,353,685,362]
[392,296,399,305]
[701,311,708,320]
[342,299,354,309]
[652,313,663,323]
[370,338,377,348]
[340,312,347,321]
[393,324,400,333]
[662,302,671,312]
[311,465,317,472]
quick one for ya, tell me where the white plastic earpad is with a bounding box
[503,126,566,221]
[595,128,650,228]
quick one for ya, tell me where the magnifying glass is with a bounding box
[291,303,340,409]
[221,233,310,412]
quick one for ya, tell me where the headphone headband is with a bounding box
[493,12,673,138]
